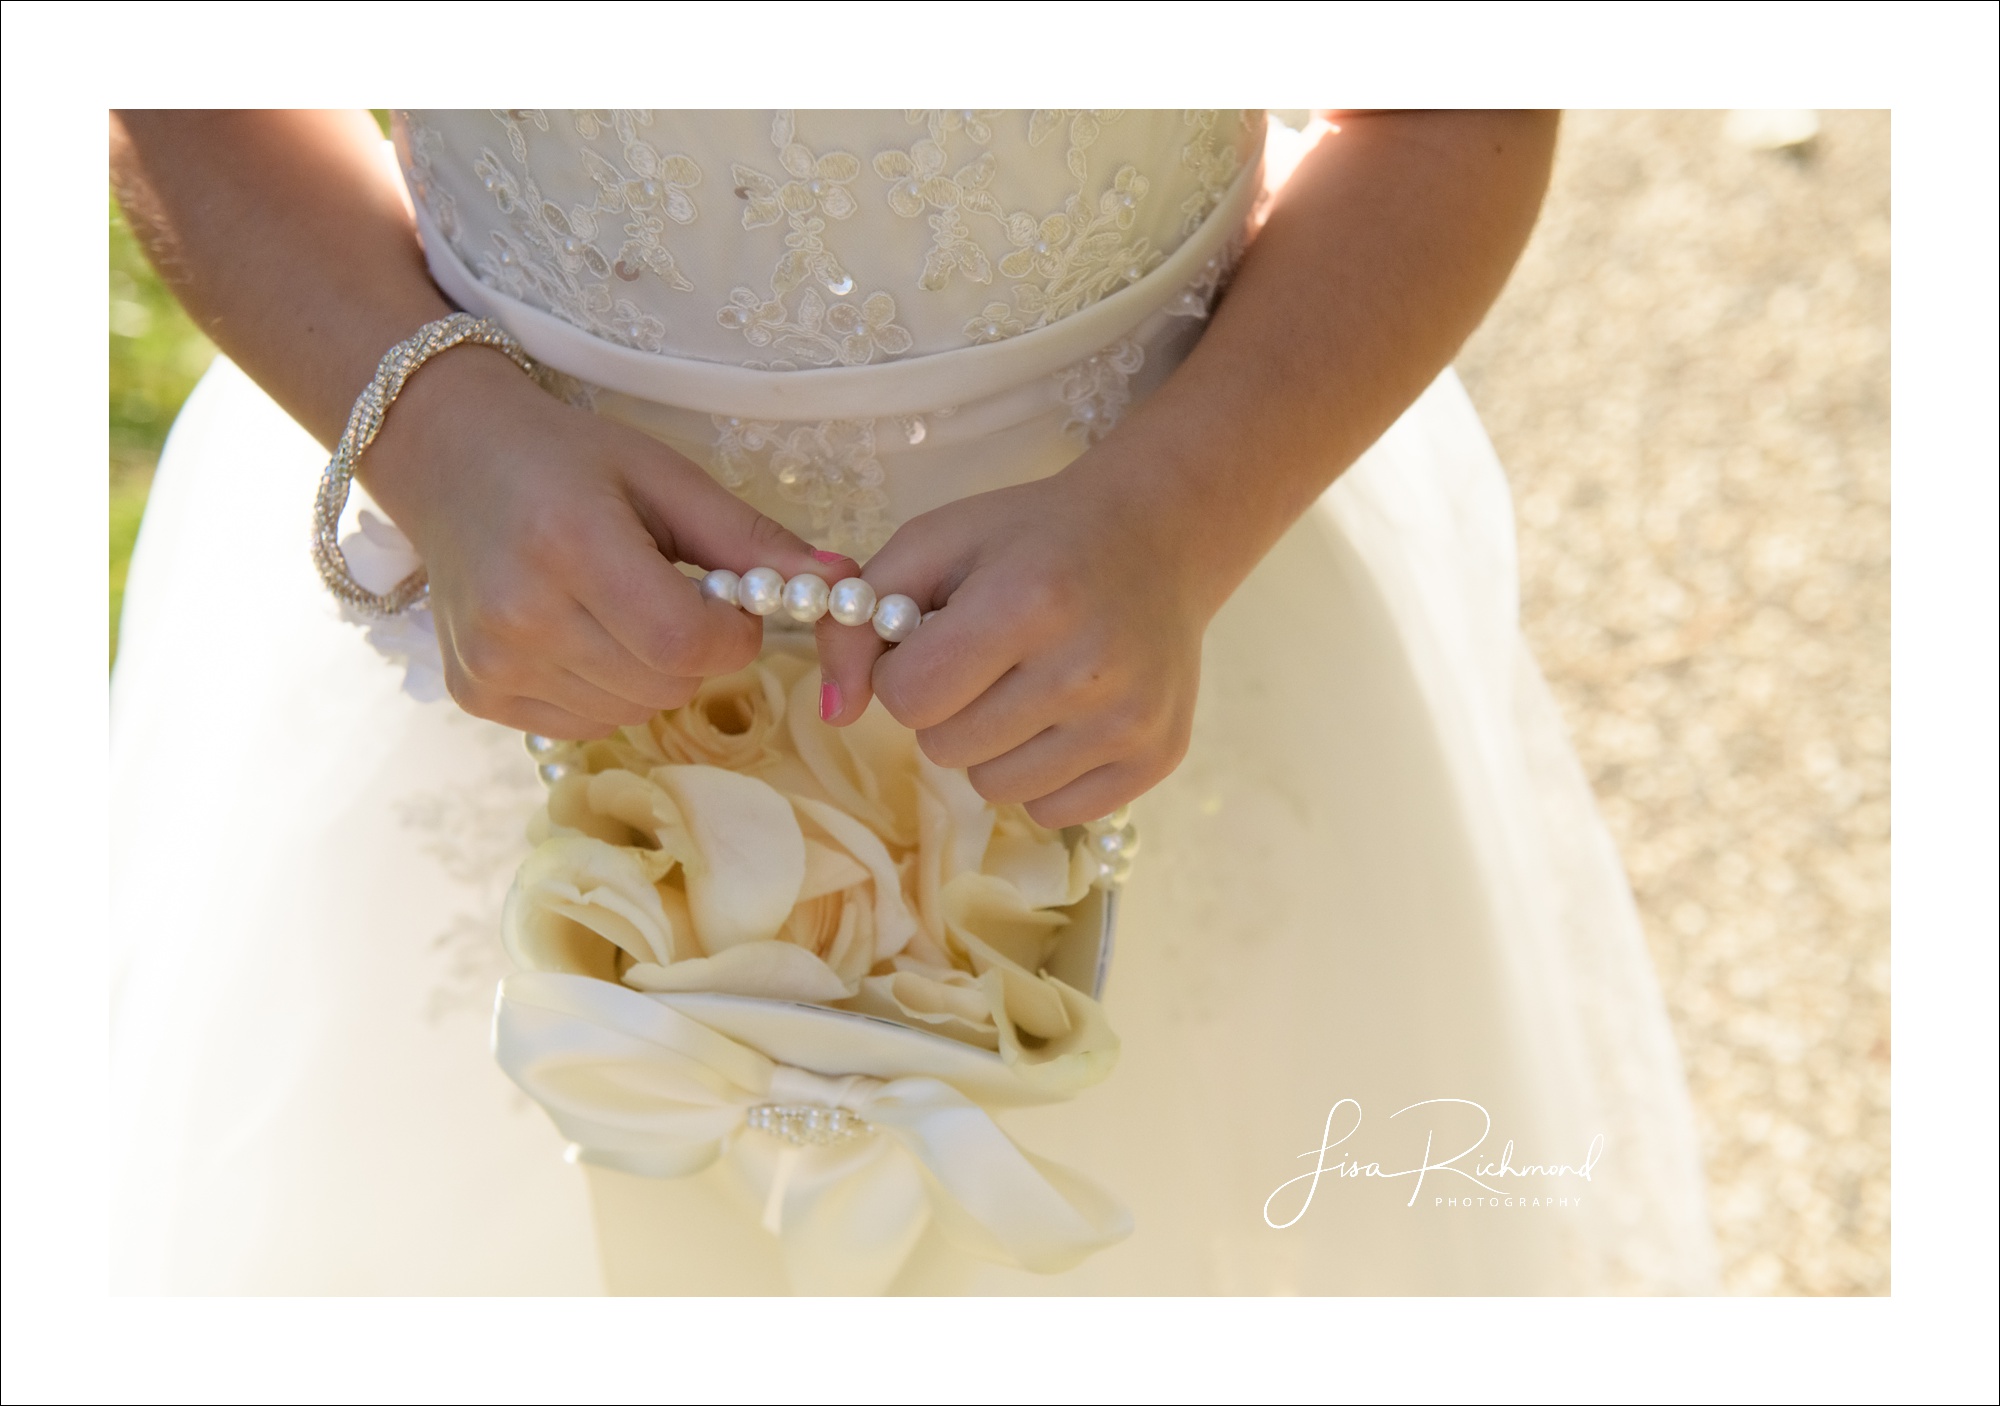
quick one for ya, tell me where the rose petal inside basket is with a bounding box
[617,626,1117,1103]
[651,880,1113,1108]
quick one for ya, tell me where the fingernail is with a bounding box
[811,550,849,566]
[819,679,841,722]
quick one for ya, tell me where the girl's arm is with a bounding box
[818,111,1561,826]
[111,109,836,738]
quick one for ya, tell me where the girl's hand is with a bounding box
[812,462,1219,829]
[364,346,846,739]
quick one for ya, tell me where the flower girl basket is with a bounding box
[490,627,1133,1294]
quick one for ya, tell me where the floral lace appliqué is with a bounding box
[1178,110,1247,236]
[716,112,915,368]
[704,187,1242,542]
[412,108,706,354]
[872,110,1171,346]
[712,414,890,554]
[1057,337,1147,446]
[872,140,998,292]
[405,110,1259,369]
[1162,237,1246,321]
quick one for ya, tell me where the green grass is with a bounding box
[109,191,216,667]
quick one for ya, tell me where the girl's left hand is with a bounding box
[807,110,1565,826]
[812,464,1219,829]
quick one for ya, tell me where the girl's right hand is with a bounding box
[362,344,846,739]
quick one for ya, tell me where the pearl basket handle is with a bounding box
[699,567,923,643]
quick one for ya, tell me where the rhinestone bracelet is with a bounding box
[311,313,535,619]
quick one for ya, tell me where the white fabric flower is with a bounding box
[336,511,447,703]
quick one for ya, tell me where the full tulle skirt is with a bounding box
[110,357,1716,1293]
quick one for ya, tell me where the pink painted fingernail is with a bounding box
[819,679,842,722]
[811,550,849,566]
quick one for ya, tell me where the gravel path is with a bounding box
[1456,110,1890,1295]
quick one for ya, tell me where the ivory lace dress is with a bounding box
[109,110,1718,1294]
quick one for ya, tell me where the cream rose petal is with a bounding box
[534,773,640,847]
[651,765,805,953]
[761,649,815,694]
[655,882,698,963]
[502,836,682,978]
[844,967,1003,1050]
[787,670,921,847]
[940,871,1068,972]
[791,794,919,959]
[531,770,701,872]
[622,939,854,1002]
[951,930,1071,1040]
[756,751,835,809]
[916,752,998,942]
[898,924,957,973]
[588,770,699,866]
[840,705,923,841]
[586,728,669,774]
[850,960,1120,1094]
[816,895,876,988]
[798,837,871,901]
[984,807,1091,909]
[994,974,1121,1097]
[938,872,1074,1039]
[648,662,792,771]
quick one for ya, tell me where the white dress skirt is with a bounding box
[109,110,1719,1294]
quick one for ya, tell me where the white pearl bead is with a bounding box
[1091,824,1140,860]
[828,576,877,627]
[782,572,831,623]
[736,567,785,616]
[872,593,921,643]
[699,568,741,605]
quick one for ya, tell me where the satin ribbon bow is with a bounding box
[494,971,1131,1294]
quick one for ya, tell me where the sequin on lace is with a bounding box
[397,111,1263,545]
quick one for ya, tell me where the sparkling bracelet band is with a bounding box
[699,567,926,643]
[312,313,535,619]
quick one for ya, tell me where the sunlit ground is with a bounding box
[109,190,215,666]
[1459,110,1889,1295]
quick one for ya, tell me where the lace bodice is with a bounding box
[393,110,1279,556]
[397,110,1263,370]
